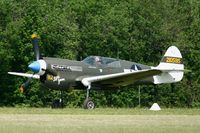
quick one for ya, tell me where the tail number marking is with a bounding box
[165,57,181,64]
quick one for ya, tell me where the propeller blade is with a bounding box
[20,78,31,93]
[31,33,40,61]
[8,72,40,79]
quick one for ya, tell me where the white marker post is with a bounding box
[150,103,161,111]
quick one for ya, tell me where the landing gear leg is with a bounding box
[52,90,64,108]
[83,86,95,109]
[59,90,64,108]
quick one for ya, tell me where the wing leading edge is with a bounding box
[81,69,162,88]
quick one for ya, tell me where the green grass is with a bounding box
[0,107,199,115]
[0,108,200,133]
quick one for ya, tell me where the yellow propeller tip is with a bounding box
[31,33,38,39]
[19,86,24,93]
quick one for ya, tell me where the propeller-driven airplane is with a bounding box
[8,33,184,109]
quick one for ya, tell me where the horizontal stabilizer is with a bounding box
[8,72,40,79]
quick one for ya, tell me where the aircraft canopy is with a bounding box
[82,56,121,67]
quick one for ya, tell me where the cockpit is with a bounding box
[82,56,121,67]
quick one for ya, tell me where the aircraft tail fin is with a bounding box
[153,46,184,84]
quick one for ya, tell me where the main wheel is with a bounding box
[83,98,95,109]
[51,99,64,109]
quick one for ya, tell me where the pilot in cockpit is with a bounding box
[95,56,102,65]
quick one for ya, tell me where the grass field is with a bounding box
[0,108,200,133]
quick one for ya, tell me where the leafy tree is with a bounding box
[0,0,199,108]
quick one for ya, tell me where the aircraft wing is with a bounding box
[81,69,162,87]
[8,72,40,79]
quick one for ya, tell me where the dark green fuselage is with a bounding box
[40,57,153,90]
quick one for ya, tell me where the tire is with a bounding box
[83,98,95,109]
[51,99,64,109]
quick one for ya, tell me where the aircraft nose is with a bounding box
[28,61,40,73]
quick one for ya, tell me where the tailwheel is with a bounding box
[83,98,95,109]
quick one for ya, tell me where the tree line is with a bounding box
[0,0,200,108]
